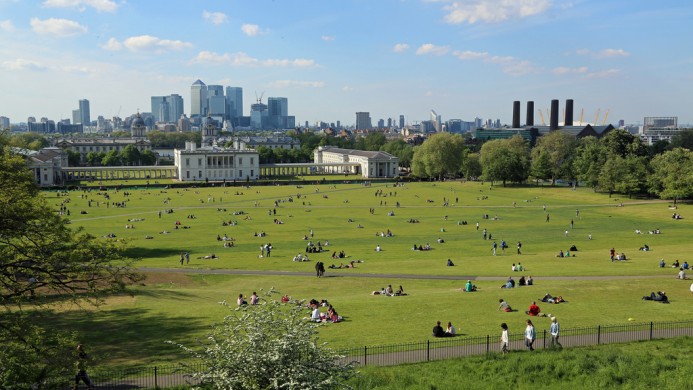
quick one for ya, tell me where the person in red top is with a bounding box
[526,301,541,316]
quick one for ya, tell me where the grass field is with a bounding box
[348,337,693,389]
[41,181,692,368]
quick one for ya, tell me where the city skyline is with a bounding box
[0,0,692,126]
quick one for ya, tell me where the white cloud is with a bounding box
[552,66,620,78]
[393,43,410,53]
[453,50,537,75]
[268,80,325,88]
[202,10,227,25]
[443,0,551,24]
[42,0,119,12]
[30,17,87,37]
[0,58,48,71]
[241,24,263,37]
[190,51,317,68]
[321,35,335,41]
[416,43,450,56]
[552,66,588,75]
[121,35,193,53]
[452,50,488,60]
[575,48,630,58]
[100,37,122,51]
[342,85,355,91]
[0,19,15,32]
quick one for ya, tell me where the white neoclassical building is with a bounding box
[313,146,399,178]
[174,141,260,182]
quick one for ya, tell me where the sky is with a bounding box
[1,0,692,127]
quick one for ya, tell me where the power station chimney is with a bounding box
[526,101,534,126]
[565,99,574,126]
[512,101,521,128]
[550,99,559,130]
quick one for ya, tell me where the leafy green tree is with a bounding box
[461,152,482,180]
[119,145,141,166]
[530,149,553,185]
[380,140,414,168]
[0,138,139,387]
[86,151,105,166]
[101,149,121,166]
[598,155,628,196]
[614,155,649,198]
[66,150,81,167]
[257,146,274,163]
[411,133,467,179]
[274,147,290,163]
[572,136,606,190]
[480,135,530,186]
[601,129,648,158]
[669,128,693,150]
[531,131,576,184]
[140,149,157,165]
[364,132,386,151]
[649,139,671,156]
[649,147,693,204]
[169,289,355,390]
[9,133,49,150]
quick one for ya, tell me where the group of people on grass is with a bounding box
[372,284,406,296]
[500,275,533,288]
[499,317,561,353]
[432,320,457,337]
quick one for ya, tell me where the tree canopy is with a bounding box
[411,133,467,179]
[480,135,530,186]
[0,133,140,387]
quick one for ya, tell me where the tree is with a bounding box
[66,150,81,167]
[86,151,105,166]
[169,289,355,390]
[140,149,157,165]
[601,129,648,158]
[669,128,693,150]
[101,149,121,166]
[572,136,606,190]
[364,132,386,151]
[411,133,467,179]
[530,131,576,184]
[529,149,552,185]
[480,136,530,186]
[461,153,482,180]
[119,145,142,166]
[598,155,628,196]
[257,146,274,164]
[614,155,649,198]
[649,147,693,204]
[380,140,414,168]
[0,137,140,387]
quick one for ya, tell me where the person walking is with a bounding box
[525,319,536,351]
[185,251,190,264]
[517,241,522,255]
[179,252,185,265]
[73,344,94,390]
[492,241,497,256]
[550,317,562,349]
[500,323,509,354]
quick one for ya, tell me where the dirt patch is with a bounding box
[139,271,196,287]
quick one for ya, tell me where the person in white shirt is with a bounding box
[375,245,382,252]
[446,322,456,336]
[311,307,322,322]
[549,317,562,349]
[500,323,509,354]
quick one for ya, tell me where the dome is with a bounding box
[202,114,215,128]
[131,113,145,128]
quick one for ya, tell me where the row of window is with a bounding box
[73,146,150,153]
[184,169,254,179]
[184,157,254,167]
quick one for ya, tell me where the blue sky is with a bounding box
[1,0,692,126]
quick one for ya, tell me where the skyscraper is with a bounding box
[152,94,185,123]
[225,87,243,120]
[206,85,225,117]
[0,116,10,129]
[356,112,371,130]
[79,99,90,125]
[72,110,81,125]
[191,80,207,118]
[169,94,184,123]
[399,115,405,129]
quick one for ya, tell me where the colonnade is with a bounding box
[260,163,360,177]
[62,167,177,181]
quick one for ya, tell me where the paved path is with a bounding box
[138,267,674,281]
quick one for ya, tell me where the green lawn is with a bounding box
[42,182,692,367]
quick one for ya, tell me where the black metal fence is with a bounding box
[76,320,693,389]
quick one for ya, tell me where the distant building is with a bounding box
[430,110,442,132]
[640,116,681,144]
[174,141,259,181]
[15,147,67,186]
[355,112,371,130]
[55,137,152,165]
[177,114,192,132]
[151,94,184,123]
[225,87,243,122]
[224,135,300,150]
[399,115,405,129]
[314,146,399,178]
[191,79,207,118]
[0,116,9,129]
[79,99,91,126]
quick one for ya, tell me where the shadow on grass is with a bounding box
[123,246,185,259]
[29,305,208,370]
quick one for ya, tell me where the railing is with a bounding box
[73,320,692,389]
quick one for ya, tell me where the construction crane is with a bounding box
[602,109,610,125]
[579,108,584,126]
[594,109,601,126]
[538,109,546,126]
[254,91,264,104]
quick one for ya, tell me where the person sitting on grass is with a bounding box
[395,285,406,296]
[447,259,455,266]
[526,301,541,316]
[498,299,512,312]
[432,321,448,337]
[677,268,689,280]
[445,322,457,336]
[464,280,477,292]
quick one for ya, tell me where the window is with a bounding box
[186,171,190,179]
[185,158,190,167]
[198,171,202,178]
[251,170,254,177]
[250,157,254,165]
[198,158,202,166]
[238,157,243,165]
[239,170,243,177]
